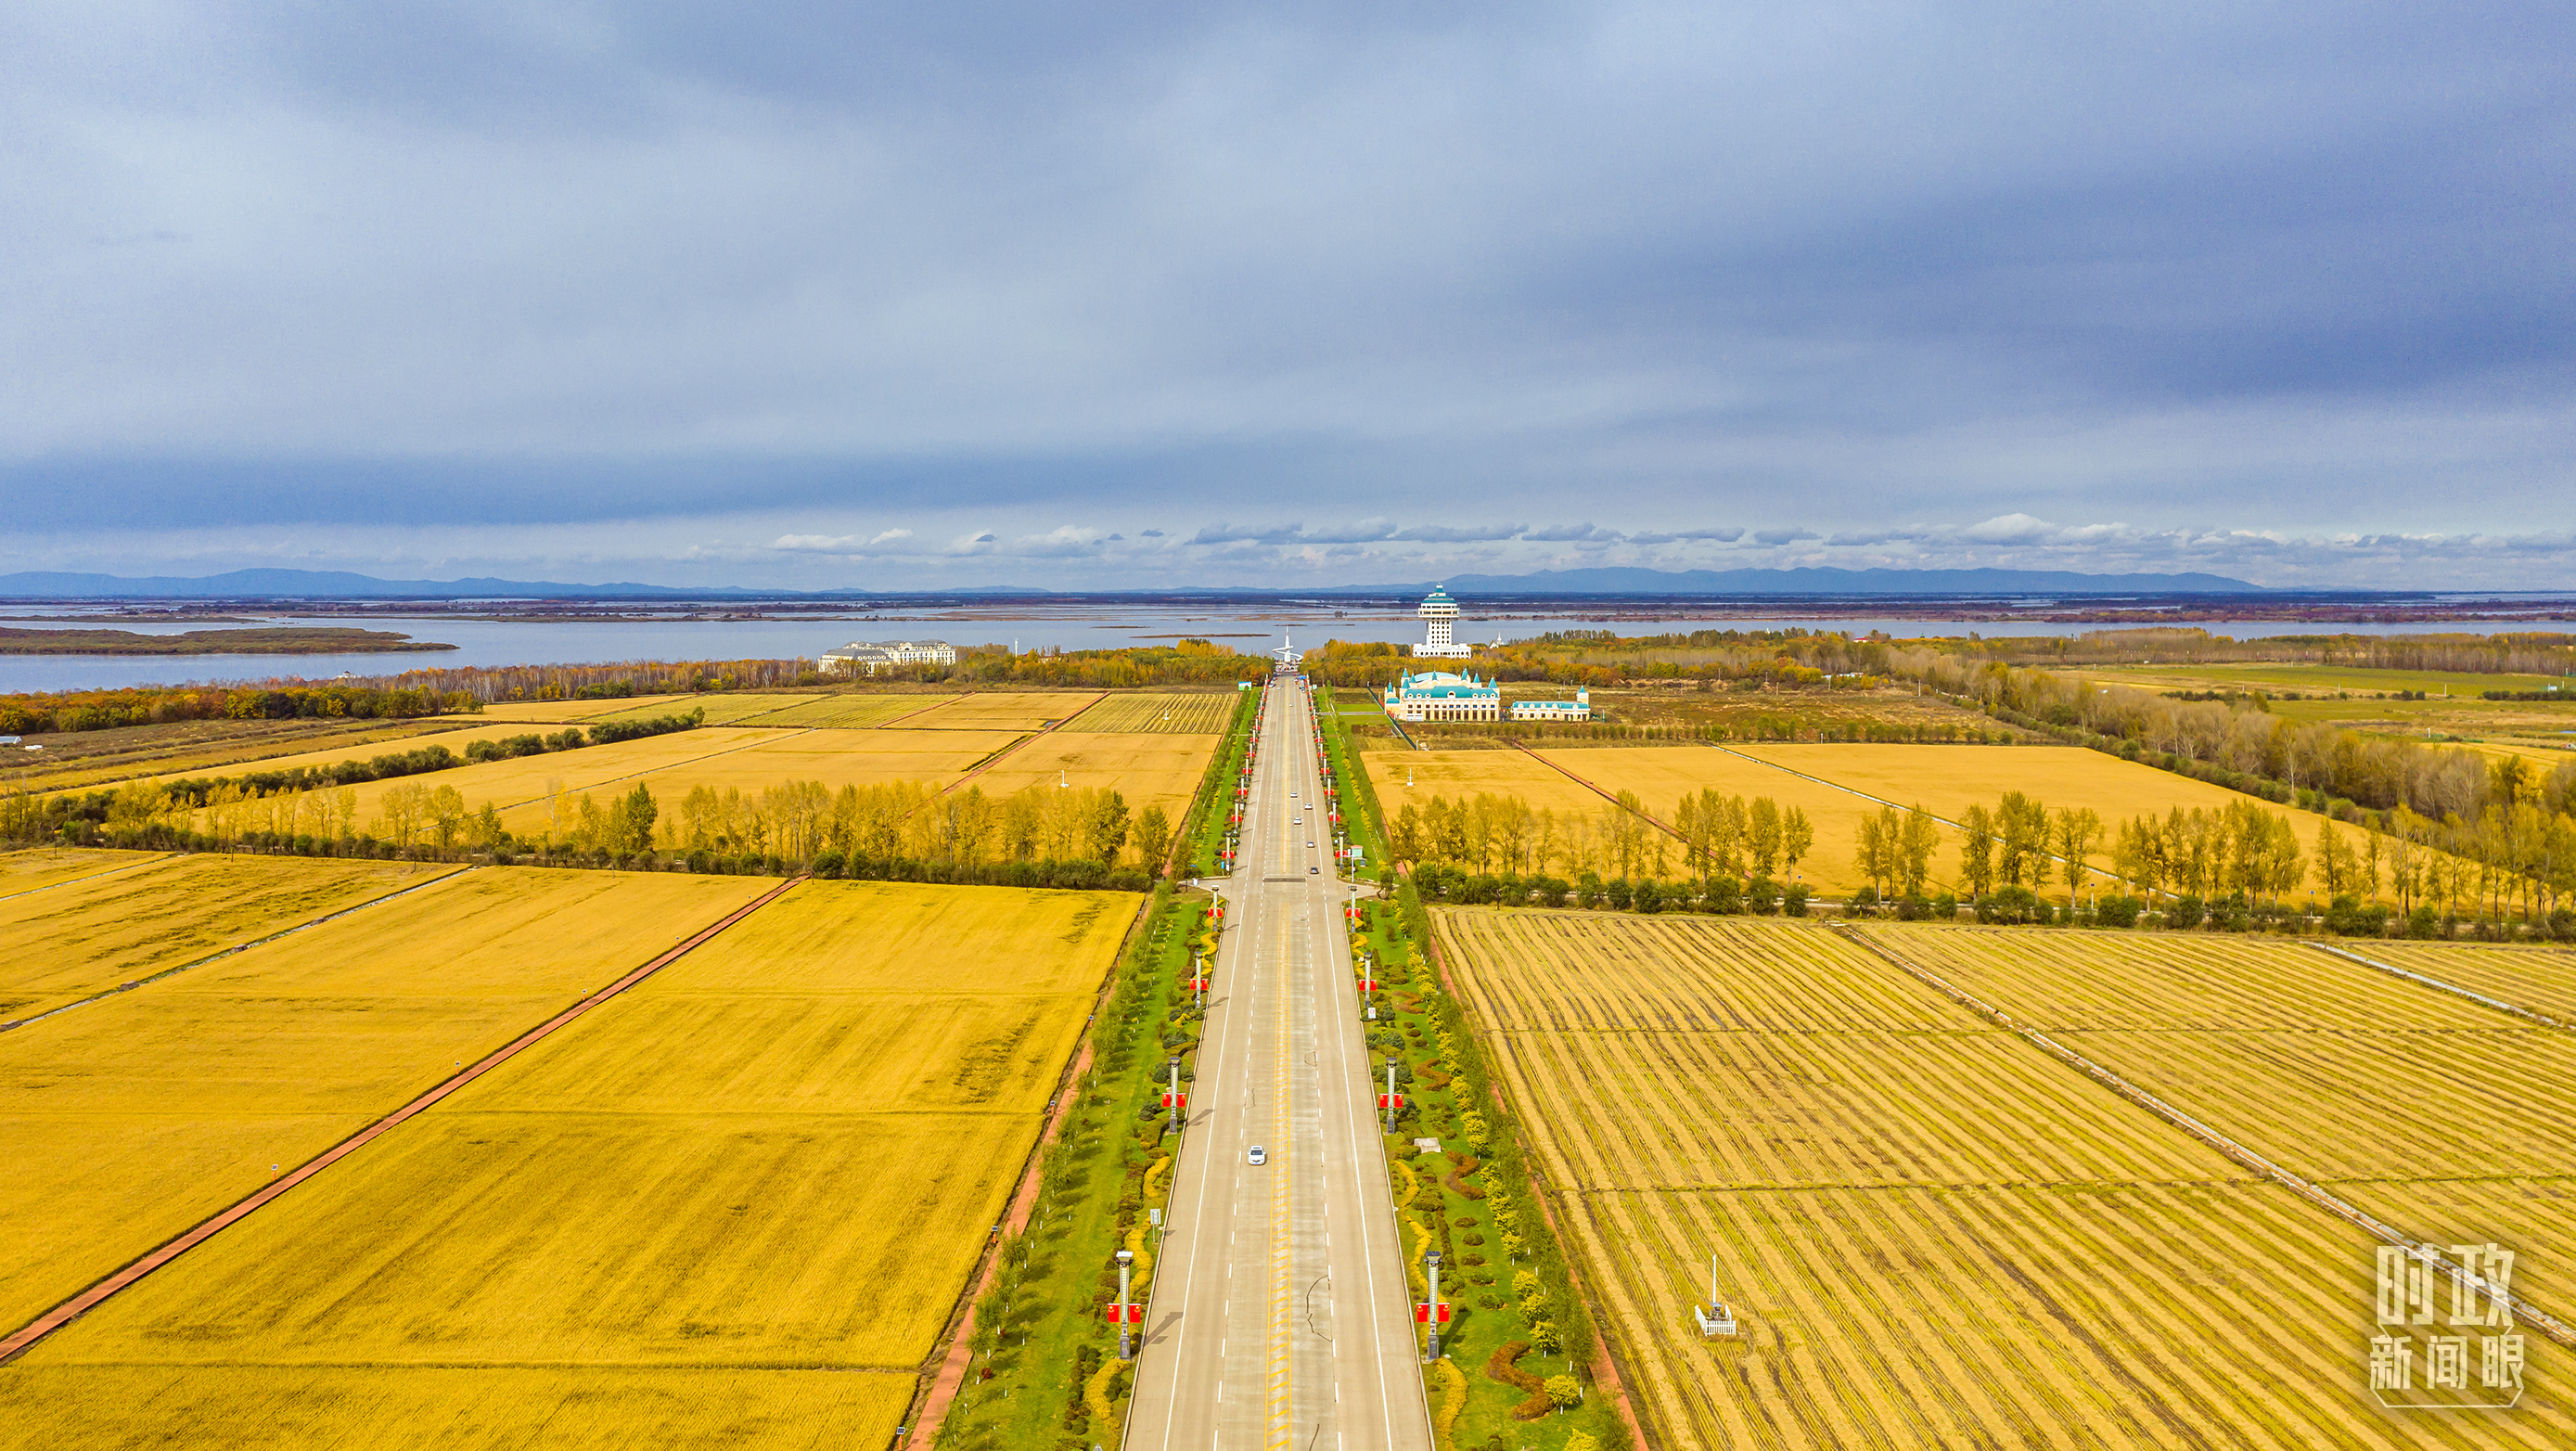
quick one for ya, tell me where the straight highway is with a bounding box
[1124,671,1434,1451]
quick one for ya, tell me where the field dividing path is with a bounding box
[1125,674,1433,1451]
[931,691,1114,798]
[1836,921,2576,1351]
[0,872,806,1365]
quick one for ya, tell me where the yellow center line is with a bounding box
[1267,871,1294,1447]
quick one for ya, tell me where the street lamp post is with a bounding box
[1115,1249,1135,1360]
[1424,1251,1445,1360]
[1165,1056,1183,1127]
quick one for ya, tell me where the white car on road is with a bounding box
[1247,1145,1268,1165]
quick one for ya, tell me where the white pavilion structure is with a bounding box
[1383,588,1588,723]
[1410,586,1472,660]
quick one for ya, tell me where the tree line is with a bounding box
[48,769,1175,890]
[1390,788,1814,886]
[0,681,478,736]
[1883,647,2572,824]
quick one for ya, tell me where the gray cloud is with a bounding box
[2,3,2571,585]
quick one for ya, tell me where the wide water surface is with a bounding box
[5,604,2571,693]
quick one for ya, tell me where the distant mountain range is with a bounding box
[1335,565,2265,596]
[0,563,2263,600]
[0,569,740,599]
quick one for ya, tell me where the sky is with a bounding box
[3,1,2571,591]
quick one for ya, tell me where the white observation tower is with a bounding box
[1411,587,1472,660]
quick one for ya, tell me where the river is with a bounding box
[3,602,2570,694]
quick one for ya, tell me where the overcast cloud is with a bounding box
[2,2,2570,588]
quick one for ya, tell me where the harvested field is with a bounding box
[2346,939,2576,1023]
[479,695,696,724]
[6,716,464,794]
[0,867,775,1334]
[325,726,797,825]
[0,1365,916,1451]
[1865,922,2576,1342]
[1066,691,1239,733]
[71,721,679,803]
[10,880,1130,1451]
[1366,747,1869,889]
[724,694,932,728]
[488,728,1018,833]
[1438,906,2576,1448]
[1864,924,2509,1033]
[1373,743,2395,896]
[893,691,1102,730]
[0,854,455,1021]
[1732,742,2386,876]
[968,730,1223,822]
[0,846,166,899]
[1567,1182,2571,1449]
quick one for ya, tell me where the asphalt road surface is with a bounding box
[1124,674,1435,1451]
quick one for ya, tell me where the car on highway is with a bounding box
[1247,1145,1267,1165]
[1309,865,1319,874]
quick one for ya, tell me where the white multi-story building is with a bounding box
[1384,669,1500,722]
[1509,690,1591,723]
[1410,587,1473,659]
[1381,669,1592,726]
[820,639,956,675]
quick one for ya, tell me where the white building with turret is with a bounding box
[1410,587,1472,659]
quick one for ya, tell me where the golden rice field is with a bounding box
[1369,743,2392,896]
[6,880,1133,1450]
[10,716,466,794]
[1437,907,2576,1448]
[1067,690,1241,733]
[480,695,698,723]
[2347,939,2576,1022]
[0,1366,915,1451]
[894,690,1105,731]
[327,726,801,824]
[1870,924,2576,1312]
[488,727,1022,835]
[78,720,699,805]
[968,729,1224,824]
[0,854,456,1021]
[0,845,167,898]
[0,867,774,1335]
[725,693,935,728]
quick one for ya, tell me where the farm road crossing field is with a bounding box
[968,729,1223,823]
[322,726,801,825]
[488,727,1019,834]
[1367,747,1876,893]
[1065,690,1238,733]
[892,691,1098,730]
[1438,907,2576,1447]
[0,867,773,1335]
[0,854,456,1021]
[476,696,695,724]
[2356,940,2576,1022]
[0,845,164,898]
[1878,924,2576,1310]
[588,692,803,726]
[77,721,686,802]
[719,694,929,728]
[1734,742,2387,868]
[7,880,1132,1448]
[1372,743,2389,896]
